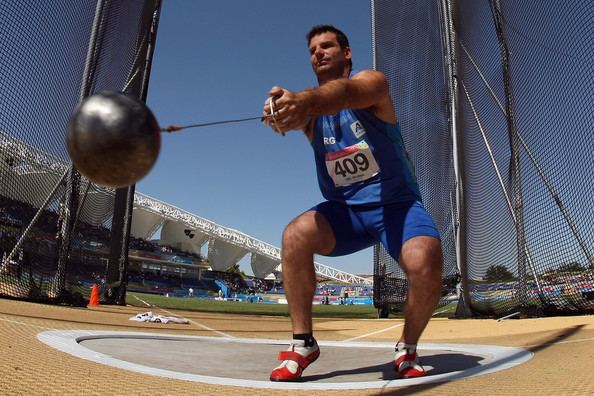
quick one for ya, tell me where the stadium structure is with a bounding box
[0,130,371,286]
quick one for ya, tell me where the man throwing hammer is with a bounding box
[263,24,443,382]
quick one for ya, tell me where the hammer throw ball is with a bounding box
[66,91,160,188]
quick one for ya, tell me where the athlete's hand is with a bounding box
[262,91,283,135]
[263,86,313,134]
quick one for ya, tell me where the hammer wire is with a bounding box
[160,97,283,135]
[161,115,272,133]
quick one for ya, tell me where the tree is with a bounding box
[484,264,515,282]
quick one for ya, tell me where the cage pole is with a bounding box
[439,0,473,317]
[490,0,530,309]
[54,0,108,298]
[110,0,163,305]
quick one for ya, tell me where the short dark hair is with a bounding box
[306,25,352,69]
[306,24,350,49]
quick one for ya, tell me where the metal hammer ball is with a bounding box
[66,91,161,188]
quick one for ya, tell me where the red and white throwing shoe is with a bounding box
[395,348,426,378]
[269,339,320,382]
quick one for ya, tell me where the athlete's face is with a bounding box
[308,31,351,83]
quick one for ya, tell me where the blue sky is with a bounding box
[140,0,374,275]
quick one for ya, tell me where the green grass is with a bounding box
[127,292,458,319]
[128,292,379,318]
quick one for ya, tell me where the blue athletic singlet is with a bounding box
[311,73,421,206]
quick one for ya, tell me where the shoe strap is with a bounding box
[397,358,424,374]
[278,351,310,368]
[395,351,418,367]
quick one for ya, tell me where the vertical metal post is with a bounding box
[54,0,107,299]
[108,0,163,305]
[440,0,473,317]
[490,0,529,308]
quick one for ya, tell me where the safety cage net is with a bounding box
[0,0,161,305]
[372,0,593,317]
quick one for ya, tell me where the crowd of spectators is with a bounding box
[129,237,204,261]
[128,268,374,301]
[217,271,246,293]
[2,197,376,303]
[1,198,60,278]
[0,196,58,234]
[249,277,273,293]
[129,237,158,252]
[1,196,111,247]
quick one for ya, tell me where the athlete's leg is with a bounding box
[370,201,442,377]
[282,201,373,334]
[377,201,443,344]
[399,235,443,344]
[272,204,373,381]
[281,210,335,334]
[394,235,441,379]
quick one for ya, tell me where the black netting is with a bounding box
[457,0,593,315]
[372,0,593,317]
[371,0,458,314]
[0,0,161,304]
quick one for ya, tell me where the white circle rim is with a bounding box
[37,330,533,390]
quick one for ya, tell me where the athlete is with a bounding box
[262,25,443,382]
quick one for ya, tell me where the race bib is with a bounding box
[325,141,380,187]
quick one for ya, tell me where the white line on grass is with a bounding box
[132,295,152,307]
[343,322,404,342]
[130,294,235,338]
[148,305,236,339]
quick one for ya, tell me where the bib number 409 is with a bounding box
[334,153,369,177]
[325,141,380,187]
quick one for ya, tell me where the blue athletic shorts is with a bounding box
[310,200,440,260]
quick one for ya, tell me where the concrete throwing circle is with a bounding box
[37,330,533,390]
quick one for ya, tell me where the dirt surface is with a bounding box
[1,298,593,395]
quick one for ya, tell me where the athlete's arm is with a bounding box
[301,70,395,122]
[262,88,316,137]
[263,70,396,137]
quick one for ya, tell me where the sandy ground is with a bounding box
[0,298,593,395]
